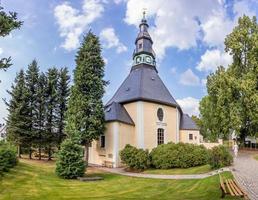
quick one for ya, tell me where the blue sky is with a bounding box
[0,0,258,123]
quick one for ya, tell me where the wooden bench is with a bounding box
[219,174,248,199]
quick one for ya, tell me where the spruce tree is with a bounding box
[35,73,47,160]
[25,60,39,159]
[45,67,59,160]
[65,32,107,162]
[56,67,70,148]
[5,70,30,157]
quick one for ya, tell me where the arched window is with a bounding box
[157,128,164,145]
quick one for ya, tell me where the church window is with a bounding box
[100,135,105,148]
[157,108,164,121]
[139,43,142,49]
[189,134,193,140]
[157,128,164,145]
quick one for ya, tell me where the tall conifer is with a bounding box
[65,32,107,162]
[45,67,59,160]
[56,67,70,148]
[25,60,39,159]
[5,70,30,157]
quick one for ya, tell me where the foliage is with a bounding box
[56,67,70,148]
[120,144,150,170]
[45,67,59,160]
[150,143,209,169]
[25,60,40,158]
[65,31,107,161]
[200,15,258,141]
[55,139,85,179]
[0,141,17,174]
[208,145,233,169]
[0,6,23,70]
[6,61,70,160]
[5,70,31,156]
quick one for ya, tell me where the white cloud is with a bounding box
[179,69,200,86]
[123,0,224,59]
[177,97,200,116]
[170,67,177,75]
[123,0,257,59]
[196,49,232,72]
[54,0,104,51]
[103,57,108,65]
[100,27,127,53]
[233,1,256,19]
[0,48,3,55]
[113,0,125,4]
[201,11,233,47]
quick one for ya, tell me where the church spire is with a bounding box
[133,11,156,67]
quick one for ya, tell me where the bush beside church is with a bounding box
[120,143,232,170]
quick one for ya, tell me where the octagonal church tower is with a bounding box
[88,14,200,168]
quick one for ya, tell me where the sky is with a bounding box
[0,0,258,124]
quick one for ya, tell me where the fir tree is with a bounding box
[5,70,30,157]
[65,32,107,162]
[35,73,47,160]
[55,138,85,179]
[56,68,70,148]
[25,60,39,159]
[45,67,59,160]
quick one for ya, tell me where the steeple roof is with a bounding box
[106,64,180,108]
[133,12,155,60]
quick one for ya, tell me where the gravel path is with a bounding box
[99,166,231,180]
[232,151,258,200]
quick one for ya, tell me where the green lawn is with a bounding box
[254,155,258,161]
[143,164,212,175]
[0,159,240,200]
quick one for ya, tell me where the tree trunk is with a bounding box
[84,142,89,164]
[29,147,32,159]
[38,146,41,160]
[48,146,51,161]
[17,145,21,158]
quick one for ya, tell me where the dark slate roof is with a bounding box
[106,64,180,108]
[180,114,199,130]
[104,102,134,125]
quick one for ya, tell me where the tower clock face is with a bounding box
[145,55,152,64]
[136,56,142,64]
[133,53,155,66]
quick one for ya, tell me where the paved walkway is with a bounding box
[232,151,258,200]
[99,166,231,180]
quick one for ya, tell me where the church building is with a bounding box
[89,14,200,168]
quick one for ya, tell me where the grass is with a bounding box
[143,164,212,175]
[254,154,258,161]
[0,159,240,200]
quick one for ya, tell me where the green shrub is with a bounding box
[209,145,233,169]
[150,142,209,169]
[120,144,150,170]
[56,139,86,179]
[0,142,17,174]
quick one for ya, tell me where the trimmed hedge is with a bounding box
[120,144,150,170]
[150,142,209,169]
[209,145,233,169]
[0,142,17,174]
[56,139,86,179]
